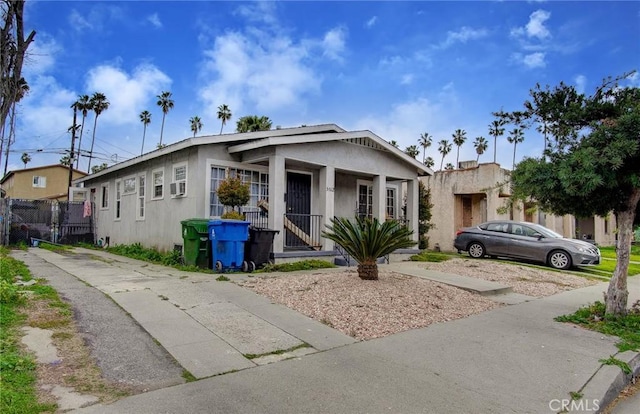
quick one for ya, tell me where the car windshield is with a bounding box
[529,223,563,238]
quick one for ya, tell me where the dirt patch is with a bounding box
[240,269,501,340]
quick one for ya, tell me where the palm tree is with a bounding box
[72,94,91,169]
[507,126,525,170]
[473,136,488,163]
[537,119,551,159]
[489,119,506,164]
[444,163,455,170]
[217,104,232,134]
[156,91,174,146]
[60,154,71,166]
[452,129,467,168]
[437,139,452,170]
[236,115,272,133]
[87,92,110,173]
[139,110,151,155]
[404,145,419,159]
[389,140,399,148]
[190,116,203,137]
[418,132,432,164]
[423,156,435,169]
[21,152,30,168]
[322,216,415,280]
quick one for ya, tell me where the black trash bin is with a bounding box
[244,227,279,269]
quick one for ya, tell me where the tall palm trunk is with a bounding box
[493,136,497,163]
[88,115,99,172]
[219,122,224,135]
[75,113,86,169]
[512,142,517,170]
[159,113,166,145]
[141,124,147,156]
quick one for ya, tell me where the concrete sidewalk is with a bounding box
[26,248,640,413]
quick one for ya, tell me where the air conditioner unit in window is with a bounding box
[170,181,185,196]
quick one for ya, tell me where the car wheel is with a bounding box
[548,250,572,270]
[468,242,485,259]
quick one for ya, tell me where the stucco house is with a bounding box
[74,124,432,262]
[1,164,87,201]
[422,161,617,252]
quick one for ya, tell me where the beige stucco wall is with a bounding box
[2,165,86,200]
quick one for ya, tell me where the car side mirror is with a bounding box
[533,232,543,239]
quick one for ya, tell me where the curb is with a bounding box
[580,350,640,413]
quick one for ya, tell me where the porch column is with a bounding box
[406,179,419,243]
[319,166,335,251]
[268,154,285,253]
[372,174,386,221]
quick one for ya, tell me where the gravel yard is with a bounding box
[420,257,598,297]
[240,259,599,341]
[240,269,501,341]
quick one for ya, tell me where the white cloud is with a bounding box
[68,9,93,31]
[511,52,546,68]
[85,64,172,125]
[512,9,551,40]
[366,16,378,28]
[575,74,587,94]
[627,71,639,86]
[322,27,347,61]
[440,26,489,48]
[23,34,61,77]
[198,30,320,117]
[147,13,162,29]
[400,74,414,85]
[235,1,278,26]
[67,5,125,33]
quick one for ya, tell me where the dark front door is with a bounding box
[285,172,311,248]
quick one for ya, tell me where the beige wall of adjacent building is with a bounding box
[1,164,86,200]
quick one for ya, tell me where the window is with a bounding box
[357,183,398,219]
[209,166,269,217]
[137,174,146,220]
[115,180,121,220]
[32,176,46,188]
[101,184,109,209]
[152,169,164,199]
[171,163,187,197]
[123,176,136,194]
[386,188,396,219]
[485,222,507,233]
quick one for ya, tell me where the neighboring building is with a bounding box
[74,124,432,262]
[0,164,87,201]
[422,161,617,251]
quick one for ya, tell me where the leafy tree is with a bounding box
[189,115,203,137]
[217,104,232,134]
[139,110,151,155]
[91,163,108,174]
[437,139,452,170]
[489,118,506,164]
[452,128,467,168]
[322,216,415,280]
[2,76,28,176]
[72,94,91,169]
[506,73,640,316]
[418,133,432,164]
[59,154,71,166]
[473,136,488,162]
[20,151,30,168]
[506,126,525,169]
[236,115,272,133]
[404,145,419,159]
[87,92,109,173]
[0,1,36,171]
[156,91,174,146]
[217,176,250,213]
[423,156,435,169]
[418,180,433,249]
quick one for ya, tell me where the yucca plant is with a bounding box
[322,216,415,280]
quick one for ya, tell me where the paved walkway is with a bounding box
[24,248,640,413]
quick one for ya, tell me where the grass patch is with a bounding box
[410,250,455,262]
[259,260,336,273]
[181,370,197,382]
[243,343,311,359]
[599,245,640,262]
[555,301,640,352]
[215,275,230,282]
[599,356,632,375]
[38,242,73,253]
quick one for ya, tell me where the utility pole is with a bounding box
[68,107,77,190]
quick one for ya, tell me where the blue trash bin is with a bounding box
[208,219,251,272]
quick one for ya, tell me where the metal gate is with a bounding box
[1,198,95,245]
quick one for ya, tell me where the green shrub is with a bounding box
[410,251,453,262]
[260,260,336,273]
[0,279,23,305]
[221,211,245,220]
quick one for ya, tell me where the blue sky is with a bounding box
[8,0,640,173]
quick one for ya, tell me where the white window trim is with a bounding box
[356,179,399,220]
[115,179,122,221]
[136,173,146,221]
[151,168,164,200]
[171,162,188,198]
[100,183,109,210]
[32,176,47,188]
[123,175,136,195]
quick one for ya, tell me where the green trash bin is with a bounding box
[181,219,211,268]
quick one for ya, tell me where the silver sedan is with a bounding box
[453,220,601,270]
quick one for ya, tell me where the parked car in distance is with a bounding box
[453,220,601,270]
